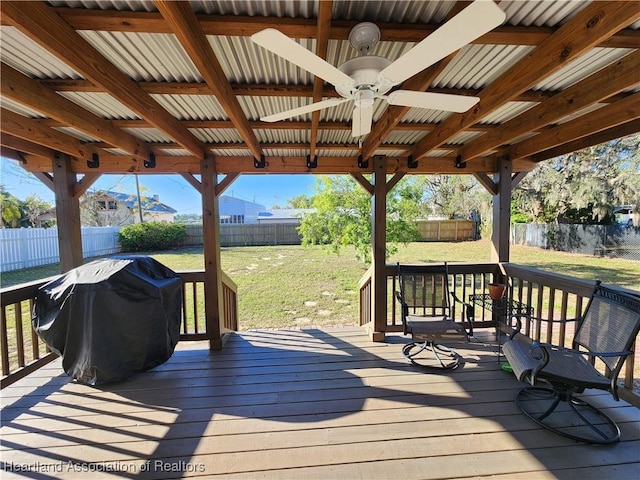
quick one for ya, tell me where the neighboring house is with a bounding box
[256,208,315,225]
[219,196,266,224]
[80,191,177,226]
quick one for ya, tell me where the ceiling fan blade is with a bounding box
[261,98,351,122]
[379,0,506,86]
[251,28,354,87]
[352,104,373,137]
[387,90,479,112]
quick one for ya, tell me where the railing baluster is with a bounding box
[1,306,11,376]
[191,282,198,334]
[15,302,25,368]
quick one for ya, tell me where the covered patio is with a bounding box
[1,0,639,477]
[2,327,639,479]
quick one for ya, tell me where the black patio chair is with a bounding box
[395,263,473,369]
[503,282,640,444]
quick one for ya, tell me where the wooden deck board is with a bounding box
[2,327,639,479]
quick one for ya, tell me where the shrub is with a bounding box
[118,222,187,252]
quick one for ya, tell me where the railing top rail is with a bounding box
[500,262,598,297]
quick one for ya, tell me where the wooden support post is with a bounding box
[370,155,387,342]
[52,153,83,272]
[491,156,512,263]
[200,155,224,350]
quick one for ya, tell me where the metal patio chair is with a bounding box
[395,263,473,369]
[503,282,640,444]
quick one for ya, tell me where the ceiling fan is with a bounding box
[251,0,506,138]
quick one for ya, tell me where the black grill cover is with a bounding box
[33,256,182,385]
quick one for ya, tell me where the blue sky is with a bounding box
[1,159,317,214]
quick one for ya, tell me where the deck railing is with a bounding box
[358,261,639,405]
[0,270,238,388]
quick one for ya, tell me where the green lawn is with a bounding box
[2,240,639,330]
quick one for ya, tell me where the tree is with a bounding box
[0,186,23,228]
[418,175,490,220]
[285,194,314,209]
[21,195,54,227]
[297,176,422,263]
[512,134,640,223]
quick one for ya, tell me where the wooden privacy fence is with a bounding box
[0,227,121,272]
[183,223,302,246]
[415,220,477,241]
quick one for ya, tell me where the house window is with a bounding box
[220,214,244,224]
[98,200,117,210]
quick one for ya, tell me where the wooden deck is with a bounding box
[1,327,639,479]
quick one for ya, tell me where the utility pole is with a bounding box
[135,175,144,223]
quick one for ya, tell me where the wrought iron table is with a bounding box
[468,294,534,360]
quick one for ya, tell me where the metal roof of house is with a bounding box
[103,190,177,214]
[0,0,638,177]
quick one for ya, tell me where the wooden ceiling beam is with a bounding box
[0,108,102,162]
[44,8,640,48]
[459,49,640,162]
[530,119,640,163]
[17,152,537,175]
[0,133,56,159]
[1,64,151,162]
[38,79,567,103]
[360,1,470,160]
[505,92,640,161]
[155,1,262,160]
[1,1,207,159]
[309,1,333,160]
[408,1,640,160]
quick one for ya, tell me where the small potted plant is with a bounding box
[488,282,507,300]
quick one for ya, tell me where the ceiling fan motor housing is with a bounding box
[348,22,381,55]
[336,56,393,98]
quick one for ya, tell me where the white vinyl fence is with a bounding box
[0,227,121,273]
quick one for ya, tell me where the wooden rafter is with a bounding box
[531,119,640,163]
[407,1,640,160]
[309,1,333,159]
[98,119,497,133]
[1,1,207,159]
[155,0,262,160]
[459,49,640,162]
[1,64,151,162]
[39,79,575,104]
[506,92,640,161]
[1,108,102,162]
[32,8,640,48]
[0,133,56,159]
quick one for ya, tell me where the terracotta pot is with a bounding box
[488,283,507,300]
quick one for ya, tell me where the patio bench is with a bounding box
[502,282,640,444]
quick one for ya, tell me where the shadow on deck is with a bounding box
[1,327,639,479]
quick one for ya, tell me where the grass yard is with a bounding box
[2,240,639,330]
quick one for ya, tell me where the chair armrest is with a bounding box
[451,292,474,337]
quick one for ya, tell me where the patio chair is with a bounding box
[503,282,640,444]
[395,263,473,369]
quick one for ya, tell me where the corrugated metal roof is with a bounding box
[78,31,202,82]
[553,103,607,125]
[317,148,359,158]
[193,0,316,17]
[0,26,82,79]
[383,131,429,145]
[0,98,47,118]
[190,128,243,143]
[211,148,253,156]
[401,109,452,124]
[122,128,172,143]
[157,148,192,156]
[533,48,635,91]
[211,36,315,84]
[318,131,354,144]
[478,101,537,124]
[449,131,485,145]
[498,0,588,28]
[152,94,227,121]
[47,1,157,12]
[254,129,310,144]
[57,92,139,119]
[53,126,100,142]
[434,44,534,89]
[333,1,454,24]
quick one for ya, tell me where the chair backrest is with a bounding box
[574,284,640,375]
[397,263,451,318]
